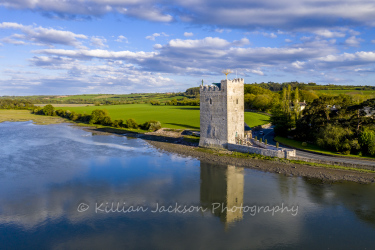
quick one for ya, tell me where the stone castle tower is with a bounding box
[199,78,244,148]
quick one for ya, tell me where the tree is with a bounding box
[89,109,110,124]
[125,118,138,129]
[300,90,318,103]
[292,87,301,121]
[359,128,375,156]
[316,124,353,154]
[271,86,294,136]
[42,104,54,116]
[185,87,200,96]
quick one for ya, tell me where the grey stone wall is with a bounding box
[222,79,244,144]
[199,85,227,148]
[227,143,296,159]
[199,78,244,148]
[227,143,285,158]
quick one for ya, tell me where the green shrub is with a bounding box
[42,104,54,116]
[302,142,307,147]
[32,107,42,114]
[359,128,375,156]
[101,115,112,126]
[150,100,161,105]
[149,121,161,131]
[69,112,81,121]
[55,109,65,117]
[140,120,161,131]
[276,142,279,148]
[112,119,124,128]
[65,110,71,118]
[125,118,138,129]
[316,124,353,153]
[89,109,109,124]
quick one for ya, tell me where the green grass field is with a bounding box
[53,93,185,102]
[316,90,375,99]
[57,104,270,130]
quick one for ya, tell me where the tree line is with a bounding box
[33,105,161,131]
[0,99,35,109]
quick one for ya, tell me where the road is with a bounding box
[252,127,375,167]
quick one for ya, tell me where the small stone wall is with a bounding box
[228,143,286,158]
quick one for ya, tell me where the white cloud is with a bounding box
[292,61,305,69]
[318,51,375,63]
[32,36,339,77]
[285,39,292,42]
[33,49,157,61]
[0,0,375,32]
[6,29,375,94]
[153,44,162,49]
[146,32,169,41]
[313,29,346,38]
[348,29,361,36]
[115,35,128,43]
[90,37,107,48]
[372,40,375,44]
[215,28,231,33]
[168,37,231,48]
[262,32,277,38]
[1,36,26,45]
[345,36,363,47]
[0,22,87,47]
[248,69,264,76]
[121,6,173,22]
[184,32,194,37]
[232,38,250,46]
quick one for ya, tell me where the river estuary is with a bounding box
[0,121,374,249]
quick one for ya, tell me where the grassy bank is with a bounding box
[275,136,375,160]
[0,110,65,125]
[57,104,270,130]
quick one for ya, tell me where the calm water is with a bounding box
[0,122,374,249]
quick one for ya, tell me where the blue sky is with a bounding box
[0,0,375,95]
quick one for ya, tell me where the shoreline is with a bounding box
[2,115,375,184]
[77,125,375,184]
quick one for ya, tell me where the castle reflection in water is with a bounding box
[200,161,245,227]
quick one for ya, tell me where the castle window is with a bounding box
[236,99,238,104]
[210,98,212,105]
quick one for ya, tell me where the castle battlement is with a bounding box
[220,78,244,84]
[200,85,220,92]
